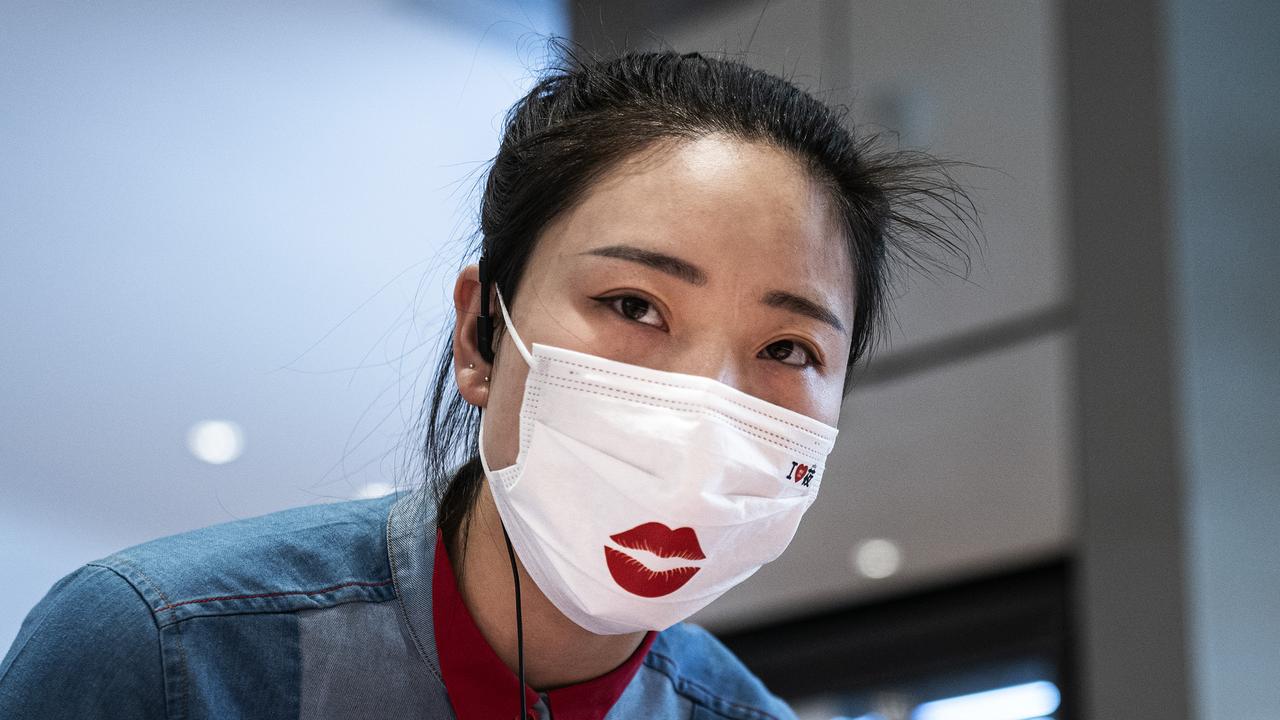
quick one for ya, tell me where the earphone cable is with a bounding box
[502,525,528,720]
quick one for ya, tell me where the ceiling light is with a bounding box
[186,420,245,465]
[852,538,902,579]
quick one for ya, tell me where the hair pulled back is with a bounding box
[413,38,977,549]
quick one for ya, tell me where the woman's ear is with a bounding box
[452,263,491,408]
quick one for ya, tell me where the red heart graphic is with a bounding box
[794,464,808,482]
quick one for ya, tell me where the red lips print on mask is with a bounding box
[604,522,706,598]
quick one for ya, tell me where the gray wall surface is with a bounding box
[1061,0,1192,715]
[1166,1,1280,717]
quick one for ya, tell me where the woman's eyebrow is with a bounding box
[761,290,846,334]
[581,244,844,333]
[579,244,708,286]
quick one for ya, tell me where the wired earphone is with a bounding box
[476,256,536,720]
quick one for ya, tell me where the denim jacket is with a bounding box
[0,489,796,719]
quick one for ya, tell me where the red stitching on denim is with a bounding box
[154,579,394,613]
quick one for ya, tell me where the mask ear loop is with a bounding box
[494,286,534,366]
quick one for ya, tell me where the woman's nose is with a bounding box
[669,342,745,391]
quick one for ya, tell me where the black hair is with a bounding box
[411,38,978,557]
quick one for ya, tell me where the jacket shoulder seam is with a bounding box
[92,557,175,611]
[152,580,396,626]
[92,550,396,626]
[152,579,395,614]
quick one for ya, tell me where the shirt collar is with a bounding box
[431,527,656,720]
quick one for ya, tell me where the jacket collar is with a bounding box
[386,486,445,684]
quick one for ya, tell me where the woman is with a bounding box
[0,43,972,719]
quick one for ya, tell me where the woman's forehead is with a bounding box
[537,134,853,299]
[585,134,831,227]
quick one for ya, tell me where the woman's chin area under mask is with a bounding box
[449,133,855,688]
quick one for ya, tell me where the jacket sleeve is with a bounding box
[0,564,167,719]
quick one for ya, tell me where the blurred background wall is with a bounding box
[0,0,565,649]
[2,1,1276,719]
[1166,1,1280,717]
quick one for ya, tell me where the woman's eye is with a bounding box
[760,340,814,367]
[604,295,665,328]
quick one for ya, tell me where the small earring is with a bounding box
[484,375,490,382]
[467,363,474,369]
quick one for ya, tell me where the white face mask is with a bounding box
[478,288,839,635]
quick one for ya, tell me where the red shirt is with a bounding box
[431,530,657,720]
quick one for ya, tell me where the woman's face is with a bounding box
[462,133,855,470]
